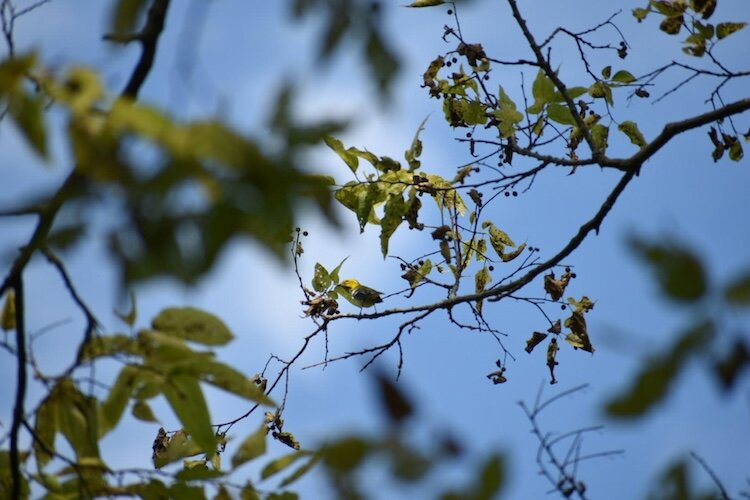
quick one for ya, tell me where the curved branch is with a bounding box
[120,0,171,99]
[604,97,750,172]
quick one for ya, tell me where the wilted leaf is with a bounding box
[475,267,491,313]
[716,21,746,39]
[525,332,548,353]
[660,15,684,35]
[405,0,445,6]
[152,307,234,346]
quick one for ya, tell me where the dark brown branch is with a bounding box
[9,275,26,499]
[41,247,99,365]
[119,0,171,99]
[506,0,599,158]
[690,451,730,500]
[604,97,750,171]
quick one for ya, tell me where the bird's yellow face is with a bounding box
[340,278,360,290]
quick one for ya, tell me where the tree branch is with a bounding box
[9,274,26,499]
[119,0,171,99]
[604,97,750,171]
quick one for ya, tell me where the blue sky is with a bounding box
[1,0,749,498]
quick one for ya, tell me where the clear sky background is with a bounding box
[1,1,749,498]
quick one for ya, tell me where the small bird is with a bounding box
[339,278,383,312]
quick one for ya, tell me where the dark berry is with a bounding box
[571,273,577,278]
[504,192,510,197]
[565,266,571,273]
[561,304,566,310]
[489,265,494,271]
[303,231,309,236]
[452,57,458,63]
[512,191,518,197]
[466,132,472,138]
[447,9,453,15]
[446,62,452,67]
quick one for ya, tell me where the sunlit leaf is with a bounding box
[547,103,576,126]
[611,70,636,84]
[312,263,331,292]
[405,116,428,170]
[618,121,647,148]
[152,307,234,346]
[198,361,275,406]
[324,136,359,173]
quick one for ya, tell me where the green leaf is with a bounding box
[99,365,139,437]
[631,239,706,302]
[618,121,647,148]
[475,267,491,314]
[312,263,331,292]
[198,361,275,406]
[527,69,556,114]
[591,124,609,151]
[725,271,750,306]
[381,193,406,257]
[547,103,577,126]
[152,307,234,346]
[323,436,371,472]
[476,454,505,499]
[34,394,58,467]
[405,117,428,170]
[334,182,385,232]
[606,321,713,418]
[329,257,348,285]
[494,87,523,138]
[132,400,159,422]
[716,21,746,39]
[232,424,268,468]
[405,0,445,6]
[324,136,359,173]
[163,374,217,456]
[633,7,649,21]
[601,65,612,80]
[588,81,613,106]
[280,452,323,487]
[261,451,313,480]
[728,140,743,161]
[611,70,637,84]
[111,0,148,35]
[9,91,48,158]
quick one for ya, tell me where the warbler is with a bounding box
[339,278,383,310]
